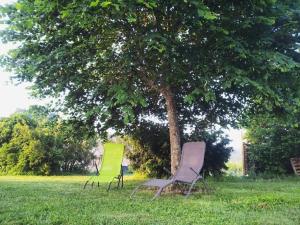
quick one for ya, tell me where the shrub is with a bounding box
[245,115,300,175]
[0,106,96,175]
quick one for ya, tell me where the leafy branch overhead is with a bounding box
[1,0,299,130]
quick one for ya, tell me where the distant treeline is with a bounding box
[0,106,97,175]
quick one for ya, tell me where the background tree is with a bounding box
[0,114,37,174]
[55,120,97,173]
[1,0,300,174]
[244,114,300,175]
[0,106,97,175]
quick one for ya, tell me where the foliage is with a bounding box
[0,106,96,175]
[123,121,232,177]
[1,0,300,135]
[0,176,300,225]
[122,122,171,178]
[244,115,300,175]
[1,0,300,174]
[226,162,243,176]
[54,120,97,173]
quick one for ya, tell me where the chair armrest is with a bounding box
[163,167,174,179]
[163,167,172,175]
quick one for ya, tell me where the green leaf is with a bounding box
[184,95,194,104]
[256,16,276,25]
[113,4,120,11]
[101,1,112,8]
[90,0,99,7]
[221,29,229,35]
[140,98,147,107]
[137,0,157,9]
[61,10,70,19]
[15,3,23,10]
[204,91,216,102]
[122,107,134,124]
[25,20,34,29]
[127,14,137,23]
[197,9,217,20]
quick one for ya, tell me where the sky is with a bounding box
[0,0,15,4]
[0,0,243,162]
[0,43,49,118]
[0,0,47,117]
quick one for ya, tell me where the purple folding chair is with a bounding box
[130,141,206,200]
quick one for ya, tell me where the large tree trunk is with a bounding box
[162,86,181,175]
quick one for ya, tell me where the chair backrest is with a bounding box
[98,143,124,181]
[174,142,206,183]
[290,158,300,176]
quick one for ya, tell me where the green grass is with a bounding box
[0,176,299,225]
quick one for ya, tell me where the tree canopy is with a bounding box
[1,0,300,173]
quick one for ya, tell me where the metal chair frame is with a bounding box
[83,159,124,191]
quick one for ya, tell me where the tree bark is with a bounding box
[162,86,181,175]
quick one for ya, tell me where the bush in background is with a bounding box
[0,106,96,175]
[245,115,300,175]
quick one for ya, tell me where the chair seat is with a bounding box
[143,179,173,187]
[174,174,202,184]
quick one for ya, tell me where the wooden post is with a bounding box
[242,143,249,175]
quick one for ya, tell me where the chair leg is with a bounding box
[201,179,210,193]
[185,179,198,198]
[107,178,115,192]
[117,176,121,189]
[130,184,143,199]
[83,181,89,189]
[97,182,100,188]
[121,175,124,188]
[151,187,165,201]
[120,166,124,188]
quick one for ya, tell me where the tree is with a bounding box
[0,114,36,174]
[55,120,97,173]
[244,114,300,175]
[1,0,300,174]
[0,106,97,175]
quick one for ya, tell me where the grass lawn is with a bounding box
[0,176,299,225]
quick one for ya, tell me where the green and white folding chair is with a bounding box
[83,143,125,191]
